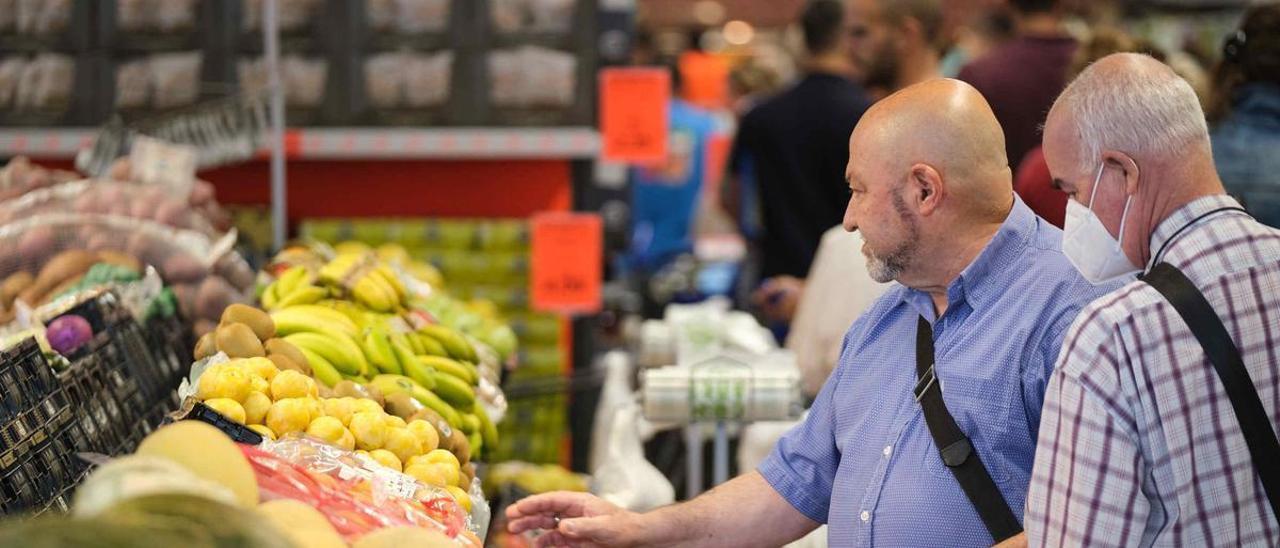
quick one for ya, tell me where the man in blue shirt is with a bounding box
[506,80,1119,547]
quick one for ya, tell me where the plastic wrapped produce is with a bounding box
[394,0,450,33]
[364,53,405,109]
[16,53,74,111]
[404,52,452,108]
[0,157,80,202]
[116,58,151,109]
[0,58,21,109]
[0,180,223,236]
[150,52,202,109]
[241,438,481,545]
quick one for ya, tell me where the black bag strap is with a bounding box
[915,316,1023,542]
[1140,262,1280,519]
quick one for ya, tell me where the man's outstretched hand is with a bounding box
[506,491,648,547]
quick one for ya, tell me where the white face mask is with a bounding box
[1062,163,1140,285]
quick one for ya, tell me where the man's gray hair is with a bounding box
[1052,53,1209,173]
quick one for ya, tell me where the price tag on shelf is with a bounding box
[599,67,669,163]
[530,212,603,314]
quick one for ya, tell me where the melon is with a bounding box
[256,499,347,548]
[134,421,259,507]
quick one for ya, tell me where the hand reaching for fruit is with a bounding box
[506,491,648,548]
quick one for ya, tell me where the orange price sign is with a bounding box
[530,212,603,314]
[599,67,670,163]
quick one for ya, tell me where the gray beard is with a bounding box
[864,191,919,283]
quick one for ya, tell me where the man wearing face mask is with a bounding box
[1026,53,1280,545]
[507,80,1117,547]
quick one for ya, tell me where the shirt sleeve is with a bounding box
[1025,315,1149,547]
[758,328,854,524]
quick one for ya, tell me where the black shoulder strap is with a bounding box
[915,317,1023,542]
[1140,262,1280,519]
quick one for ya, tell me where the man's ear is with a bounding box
[909,163,945,216]
[1102,150,1141,197]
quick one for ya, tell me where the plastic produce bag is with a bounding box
[592,403,675,512]
[242,437,481,546]
[589,350,634,474]
[0,180,223,236]
[0,157,80,202]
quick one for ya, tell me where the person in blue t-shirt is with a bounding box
[506,80,1121,548]
[625,64,719,274]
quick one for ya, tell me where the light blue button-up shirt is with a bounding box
[758,197,1121,546]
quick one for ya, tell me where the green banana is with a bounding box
[363,328,401,375]
[413,333,448,357]
[467,431,483,461]
[431,372,476,411]
[459,413,479,435]
[388,334,428,387]
[416,355,476,385]
[404,331,426,355]
[401,351,438,391]
[475,402,498,451]
[341,372,369,383]
[271,306,359,337]
[261,282,281,309]
[418,325,476,362]
[283,332,367,376]
[297,347,342,387]
[369,374,417,398]
[410,384,462,429]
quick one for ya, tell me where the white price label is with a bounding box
[130,136,197,196]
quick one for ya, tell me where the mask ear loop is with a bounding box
[1086,163,1106,211]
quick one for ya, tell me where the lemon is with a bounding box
[247,424,276,441]
[271,370,315,401]
[249,375,270,395]
[198,366,252,403]
[243,391,273,425]
[446,485,472,513]
[404,462,451,487]
[368,449,402,472]
[306,416,348,446]
[337,429,356,451]
[351,398,383,416]
[204,398,247,424]
[405,420,440,453]
[322,397,356,426]
[422,448,460,471]
[383,415,407,429]
[266,398,313,435]
[243,357,279,381]
[348,411,387,451]
[382,427,421,464]
[303,398,324,422]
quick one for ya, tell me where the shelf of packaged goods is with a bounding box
[0,127,601,160]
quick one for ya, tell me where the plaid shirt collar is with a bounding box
[1145,193,1247,271]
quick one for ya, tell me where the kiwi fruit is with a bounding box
[220,304,275,341]
[264,338,309,369]
[450,429,470,464]
[385,393,423,420]
[267,353,310,376]
[213,322,264,358]
[362,383,384,407]
[193,332,217,361]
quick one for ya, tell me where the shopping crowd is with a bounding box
[511,0,1280,546]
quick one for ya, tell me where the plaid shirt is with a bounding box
[1026,194,1280,546]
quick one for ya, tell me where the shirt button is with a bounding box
[883,445,892,457]
[860,510,870,522]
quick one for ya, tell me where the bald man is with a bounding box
[1027,54,1280,545]
[506,80,1117,547]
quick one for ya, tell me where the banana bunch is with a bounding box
[261,266,330,310]
[317,254,408,313]
[269,305,370,387]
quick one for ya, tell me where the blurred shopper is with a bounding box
[1027,53,1280,545]
[750,0,945,331]
[508,79,1117,548]
[625,64,719,277]
[959,0,1076,172]
[940,8,1015,78]
[722,0,873,321]
[1209,3,1280,227]
[1014,28,1162,228]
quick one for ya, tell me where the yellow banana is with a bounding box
[275,284,327,308]
[283,332,366,376]
[370,374,417,398]
[417,355,477,385]
[418,324,475,362]
[261,281,281,309]
[413,333,448,357]
[373,265,408,302]
[389,334,430,388]
[270,305,359,336]
[404,331,426,354]
[275,265,309,297]
[353,275,396,312]
[297,346,342,387]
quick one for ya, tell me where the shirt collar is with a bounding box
[1146,193,1247,269]
[904,195,1038,320]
